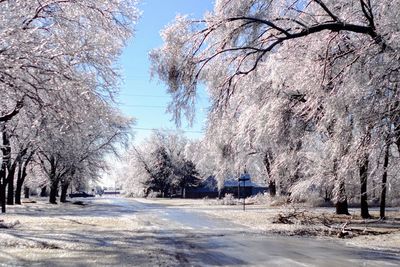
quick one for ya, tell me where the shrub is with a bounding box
[146,191,159,198]
[221,193,237,205]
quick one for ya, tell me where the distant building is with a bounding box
[185,175,267,199]
[223,179,267,198]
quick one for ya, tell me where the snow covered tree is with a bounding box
[147,146,173,197]
[0,0,139,211]
[151,0,400,217]
[178,159,200,198]
[121,130,203,198]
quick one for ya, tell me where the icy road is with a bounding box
[0,197,399,266]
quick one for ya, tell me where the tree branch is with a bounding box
[0,99,24,122]
[313,0,339,21]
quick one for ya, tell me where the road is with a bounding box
[112,198,400,267]
[1,197,399,266]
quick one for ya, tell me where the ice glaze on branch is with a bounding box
[0,100,24,122]
[151,0,386,124]
[201,17,379,78]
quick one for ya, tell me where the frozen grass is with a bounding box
[0,198,186,266]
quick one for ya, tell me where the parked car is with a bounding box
[69,191,95,198]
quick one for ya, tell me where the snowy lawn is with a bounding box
[0,198,188,266]
[137,198,400,253]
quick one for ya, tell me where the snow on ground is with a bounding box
[346,232,400,253]
[137,198,400,253]
[0,198,185,266]
[0,196,399,266]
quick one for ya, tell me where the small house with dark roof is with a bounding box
[185,175,267,199]
[222,178,267,198]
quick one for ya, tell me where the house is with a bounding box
[222,178,267,198]
[185,175,268,199]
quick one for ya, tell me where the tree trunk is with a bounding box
[6,182,13,205]
[359,154,371,218]
[46,155,61,204]
[144,187,151,198]
[15,155,31,205]
[15,183,22,204]
[333,157,349,215]
[336,200,349,215]
[1,127,10,213]
[335,181,350,215]
[49,185,58,204]
[15,161,29,204]
[60,181,69,203]
[380,143,390,219]
[6,162,17,205]
[24,187,30,199]
[15,180,23,205]
[40,186,48,197]
[324,187,333,202]
[6,147,29,206]
[264,151,276,197]
[0,169,5,213]
[269,180,276,197]
[48,160,57,205]
[49,177,60,204]
[15,162,23,205]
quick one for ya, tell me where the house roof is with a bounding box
[194,175,267,190]
[223,179,263,188]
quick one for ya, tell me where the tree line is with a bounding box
[150,0,400,219]
[0,0,139,212]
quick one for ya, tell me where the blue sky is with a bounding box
[117,0,214,143]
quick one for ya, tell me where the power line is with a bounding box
[132,127,203,133]
[119,94,170,98]
[119,103,209,110]
[120,104,166,108]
